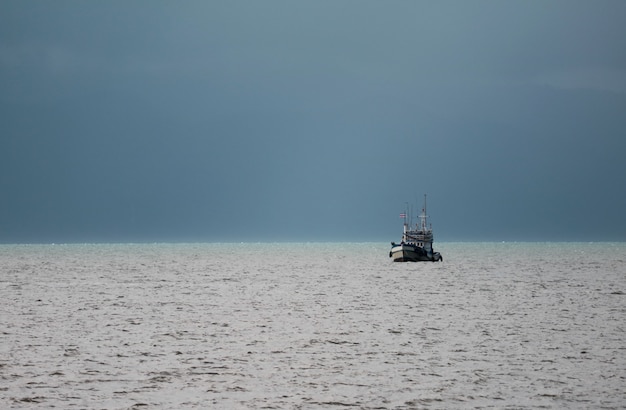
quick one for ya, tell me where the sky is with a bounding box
[1,0,625,243]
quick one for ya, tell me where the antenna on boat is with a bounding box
[404,202,409,229]
[419,193,428,231]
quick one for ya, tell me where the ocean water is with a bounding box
[1,242,625,409]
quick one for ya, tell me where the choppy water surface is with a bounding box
[1,242,625,409]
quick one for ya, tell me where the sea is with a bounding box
[1,242,625,409]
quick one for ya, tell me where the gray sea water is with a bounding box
[1,242,625,409]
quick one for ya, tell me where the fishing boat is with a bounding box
[390,195,443,262]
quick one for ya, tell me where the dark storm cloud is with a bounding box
[1,1,625,243]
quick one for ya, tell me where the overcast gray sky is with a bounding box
[1,1,625,243]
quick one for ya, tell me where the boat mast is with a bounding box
[402,202,409,240]
[419,194,428,231]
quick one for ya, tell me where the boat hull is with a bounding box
[390,244,442,262]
